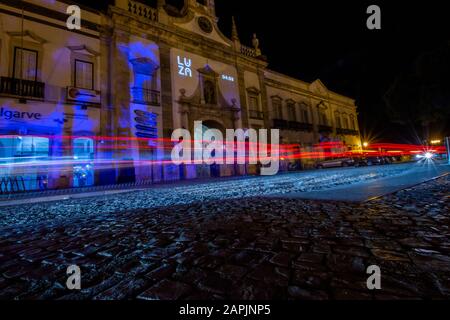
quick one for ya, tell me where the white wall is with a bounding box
[170,47,240,129]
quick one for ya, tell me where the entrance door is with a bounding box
[73,137,94,187]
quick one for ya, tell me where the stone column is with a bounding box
[159,43,174,139]
[257,69,270,129]
[110,27,135,183]
[97,25,116,185]
[236,68,249,129]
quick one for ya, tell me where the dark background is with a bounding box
[74,0,450,144]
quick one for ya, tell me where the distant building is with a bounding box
[0,0,361,190]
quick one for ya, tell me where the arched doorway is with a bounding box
[195,119,225,178]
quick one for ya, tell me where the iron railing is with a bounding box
[249,110,264,120]
[0,77,45,99]
[131,87,161,106]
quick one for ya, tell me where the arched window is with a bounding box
[203,80,216,104]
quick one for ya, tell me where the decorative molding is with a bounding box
[285,98,296,105]
[130,57,159,75]
[270,94,283,101]
[198,65,219,77]
[67,45,100,57]
[7,30,47,44]
[246,86,261,95]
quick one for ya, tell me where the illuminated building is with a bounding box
[0,0,361,190]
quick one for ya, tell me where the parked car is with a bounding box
[366,156,387,166]
[316,158,355,169]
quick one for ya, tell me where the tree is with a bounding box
[384,42,450,141]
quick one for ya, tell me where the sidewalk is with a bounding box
[267,162,450,202]
[0,189,143,207]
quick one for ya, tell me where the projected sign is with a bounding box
[134,110,158,140]
[177,56,192,78]
[221,74,235,82]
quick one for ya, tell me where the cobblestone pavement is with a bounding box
[0,174,449,300]
[0,163,420,229]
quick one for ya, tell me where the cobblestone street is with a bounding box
[0,173,449,300]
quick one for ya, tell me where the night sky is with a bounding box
[75,0,450,143]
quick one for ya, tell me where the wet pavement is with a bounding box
[0,168,449,300]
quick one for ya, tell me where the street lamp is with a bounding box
[363,142,369,148]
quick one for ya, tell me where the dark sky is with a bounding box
[76,0,449,143]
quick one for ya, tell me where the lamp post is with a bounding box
[445,137,450,165]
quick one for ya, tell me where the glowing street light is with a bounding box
[363,142,369,148]
[424,152,434,159]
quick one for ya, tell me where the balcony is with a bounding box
[318,124,333,133]
[131,87,160,106]
[0,77,45,99]
[249,110,264,120]
[273,119,289,129]
[288,121,314,132]
[337,128,360,136]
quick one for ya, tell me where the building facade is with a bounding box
[0,0,361,190]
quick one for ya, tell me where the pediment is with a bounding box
[7,31,47,44]
[310,79,329,97]
[270,95,283,101]
[67,45,100,57]
[173,14,232,47]
[246,86,261,95]
[198,65,218,76]
[285,99,296,105]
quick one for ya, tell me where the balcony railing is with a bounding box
[131,87,161,106]
[337,128,360,136]
[249,110,264,120]
[318,124,333,133]
[0,77,45,99]
[240,45,258,58]
[288,121,313,132]
[273,119,289,129]
[127,0,158,22]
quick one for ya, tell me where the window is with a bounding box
[287,103,296,121]
[272,99,283,119]
[135,73,153,91]
[75,59,94,90]
[350,115,356,130]
[203,80,216,104]
[248,95,260,111]
[13,47,38,81]
[335,112,341,128]
[343,116,349,129]
[15,136,49,157]
[319,110,328,126]
[300,104,309,123]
